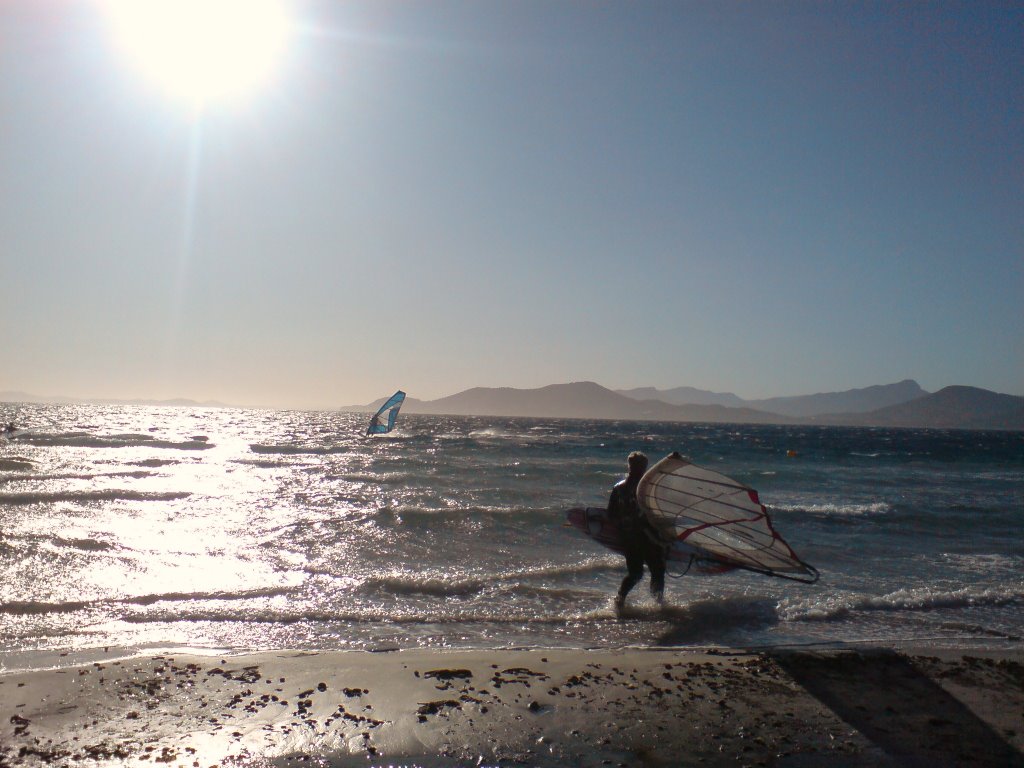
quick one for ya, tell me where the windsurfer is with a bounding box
[607,451,666,609]
[366,390,406,435]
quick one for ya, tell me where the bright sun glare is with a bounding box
[104,0,290,108]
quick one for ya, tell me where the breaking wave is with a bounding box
[780,585,1024,622]
[352,560,619,599]
[771,501,893,516]
[0,586,302,616]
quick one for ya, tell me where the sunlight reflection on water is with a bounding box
[1,404,1022,663]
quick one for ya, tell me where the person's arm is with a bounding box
[606,484,621,519]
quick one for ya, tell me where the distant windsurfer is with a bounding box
[366,390,406,435]
[2,421,16,437]
[608,451,666,609]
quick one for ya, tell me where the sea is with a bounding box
[1,403,1022,673]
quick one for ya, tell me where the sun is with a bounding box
[103,0,291,109]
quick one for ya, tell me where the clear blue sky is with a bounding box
[1,1,1021,408]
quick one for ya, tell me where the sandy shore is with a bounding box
[1,646,1022,767]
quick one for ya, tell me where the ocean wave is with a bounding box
[0,490,191,506]
[113,595,781,630]
[2,470,154,485]
[128,458,179,468]
[338,471,421,485]
[936,553,1023,576]
[0,458,33,472]
[502,584,605,601]
[497,560,620,581]
[348,558,621,599]
[126,586,301,606]
[937,621,1021,640]
[464,428,563,446]
[118,605,617,626]
[50,536,114,552]
[469,428,519,439]
[780,585,1024,622]
[640,597,781,639]
[17,433,212,450]
[973,470,1024,482]
[249,444,351,455]
[231,458,298,469]
[369,503,574,522]
[0,586,301,616]
[361,574,488,597]
[770,501,892,516]
[0,599,97,615]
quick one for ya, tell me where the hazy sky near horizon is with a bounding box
[2,1,1021,409]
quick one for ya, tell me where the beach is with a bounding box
[2,646,1022,767]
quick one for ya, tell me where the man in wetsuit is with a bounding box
[607,451,666,609]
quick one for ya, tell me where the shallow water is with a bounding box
[1,403,1022,670]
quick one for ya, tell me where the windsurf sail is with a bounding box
[637,452,819,583]
[366,390,406,435]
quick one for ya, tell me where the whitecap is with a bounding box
[779,584,1024,622]
[770,501,892,516]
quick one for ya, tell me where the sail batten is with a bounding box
[366,390,406,435]
[638,452,818,582]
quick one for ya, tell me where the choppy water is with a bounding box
[1,403,1022,671]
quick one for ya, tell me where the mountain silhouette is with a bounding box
[402,382,796,423]
[827,386,1024,430]
[617,380,926,417]
[353,381,1022,430]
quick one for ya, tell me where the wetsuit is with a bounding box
[607,476,666,604]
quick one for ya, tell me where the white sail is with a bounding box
[637,452,818,582]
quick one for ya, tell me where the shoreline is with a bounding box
[2,646,1022,767]
[4,634,1024,676]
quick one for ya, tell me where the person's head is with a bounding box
[626,451,648,476]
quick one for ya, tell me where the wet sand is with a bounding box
[1,646,1022,767]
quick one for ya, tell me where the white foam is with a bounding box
[936,552,1023,576]
[771,501,892,516]
[358,559,619,599]
[780,584,1024,622]
[469,428,519,439]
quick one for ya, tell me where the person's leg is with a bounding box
[646,541,666,604]
[616,544,645,607]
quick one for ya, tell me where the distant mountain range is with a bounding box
[617,379,928,418]
[352,380,1023,431]
[825,386,1024,430]
[5,381,1022,430]
[377,381,797,424]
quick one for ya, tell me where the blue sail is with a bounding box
[366,390,406,435]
